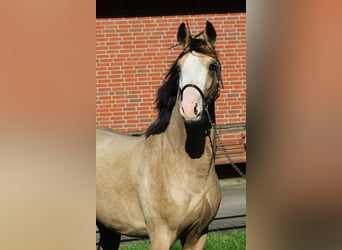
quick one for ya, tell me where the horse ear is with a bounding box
[203,21,216,48]
[177,22,191,49]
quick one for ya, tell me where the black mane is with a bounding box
[145,38,219,137]
[145,62,179,137]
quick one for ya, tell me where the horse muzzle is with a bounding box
[179,84,205,122]
[180,100,202,122]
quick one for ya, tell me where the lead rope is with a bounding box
[204,105,246,179]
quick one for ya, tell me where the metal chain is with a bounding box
[205,106,246,179]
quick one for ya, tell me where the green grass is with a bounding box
[119,230,246,250]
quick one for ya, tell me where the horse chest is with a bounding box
[168,188,218,234]
[139,170,219,226]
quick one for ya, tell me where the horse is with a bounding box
[96,21,223,250]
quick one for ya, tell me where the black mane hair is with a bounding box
[145,38,220,138]
[145,62,179,137]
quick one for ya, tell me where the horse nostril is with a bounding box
[194,103,199,116]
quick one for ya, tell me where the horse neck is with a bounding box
[165,100,215,161]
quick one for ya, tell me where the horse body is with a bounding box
[138,102,221,240]
[96,101,221,246]
[97,21,223,249]
[96,128,147,236]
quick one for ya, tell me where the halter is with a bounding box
[179,84,204,101]
[178,54,222,108]
[176,49,244,178]
[179,83,220,108]
[178,56,222,107]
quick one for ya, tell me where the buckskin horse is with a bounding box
[96,21,223,250]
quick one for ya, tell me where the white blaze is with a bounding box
[179,53,208,121]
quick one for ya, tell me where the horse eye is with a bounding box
[209,63,217,71]
[175,65,181,72]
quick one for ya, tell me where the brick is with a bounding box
[96,14,246,132]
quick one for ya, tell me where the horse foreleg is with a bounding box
[149,226,177,250]
[97,221,121,250]
[180,228,208,250]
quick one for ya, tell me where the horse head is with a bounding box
[176,21,222,123]
[145,21,222,137]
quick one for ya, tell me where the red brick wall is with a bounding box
[96,13,246,133]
